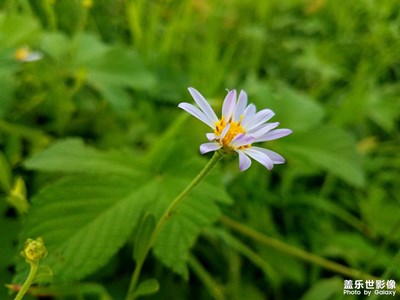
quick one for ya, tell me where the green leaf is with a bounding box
[72,34,110,65]
[269,85,325,132]
[133,214,156,262]
[19,137,230,282]
[41,32,71,60]
[0,151,12,192]
[16,175,154,282]
[96,84,132,112]
[0,13,41,47]
[133,279,160,298]
[298,195,367,233]
[146,118,232,278]
[26,282,113,299]
[361,186,400,239]
[277,125,365,187]
[85,47,155,88]
[32,265,53,285]
[0,75,14,117]
[81,46,156,111]
[24,138,141,176]
[323,233,393,269]
[153,177,223,279]
[249,81,325,132]
[300,277,342,300]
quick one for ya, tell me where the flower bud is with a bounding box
[21,238,47,263]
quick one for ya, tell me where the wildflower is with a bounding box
[14,46,43,62]
[178,88,292,171]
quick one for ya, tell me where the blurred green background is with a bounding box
[1,0,399,299]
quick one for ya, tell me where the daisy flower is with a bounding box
[178,87,292,171]
[14,46,43,62]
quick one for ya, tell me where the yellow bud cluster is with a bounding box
[21,237,47,263]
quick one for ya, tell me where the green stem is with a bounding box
[220,215,378,281]
[14,262,38,300]
[126,151,224,300]
[188,254,225,300]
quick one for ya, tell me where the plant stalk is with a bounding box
[126,151,224,300]
[14,262,38,300]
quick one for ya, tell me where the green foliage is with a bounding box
[133,214,156,263]
[0,200,21,299]
[24,138,140,175]
[16,136,230,284]
[0,151,11,192]
[1,0,400,299]
[133,279,160,298]
[153,177,223,278]
[300,277,342,300]
[278,125,365,187]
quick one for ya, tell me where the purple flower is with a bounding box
[178,87,292,171]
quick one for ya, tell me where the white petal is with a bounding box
[248,122,280,137]
[200,142,222,154]
[242,103,256,123]
[206,133,216,141]
[188,87,218,123]
[233,90,248,121]
[178,102,215,128]
[231,134,255,147]
[220,123,231,139]
[24,52,43,62]
[243,148,274,170]
[251,146,285,164]
[242,109,274,130]
[255,129,293,142]
[222,90,237,121]
[236,150,252,171]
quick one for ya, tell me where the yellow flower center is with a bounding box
[14,47,29,61]
[214,116,246,147]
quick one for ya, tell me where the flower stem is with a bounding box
[126,151,224,300]
[220,215,400,283]
[14,262,38,300]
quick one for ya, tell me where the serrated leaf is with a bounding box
[133,214,156,262]
[16,174,154,283]
[24,138,140,175]
[20,134,230,283]
[277,125,365,187]
[133,279,160,298]
[145,117,232,278]
[153,177,222,279]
